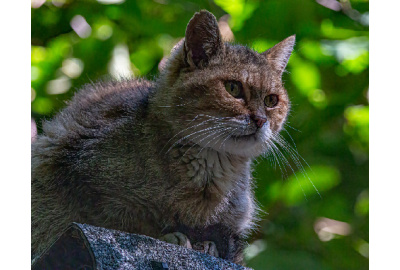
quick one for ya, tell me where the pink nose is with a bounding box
[251,115,267,128]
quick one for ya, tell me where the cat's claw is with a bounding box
[193,241,219,257]
[159,232,192,249]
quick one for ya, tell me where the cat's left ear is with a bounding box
[262,35,295,75]
[184,10,224,68]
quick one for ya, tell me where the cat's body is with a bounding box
[32,11,295,264]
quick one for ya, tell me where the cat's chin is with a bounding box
[203,129,271,158]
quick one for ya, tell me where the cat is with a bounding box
[31,10,295,265]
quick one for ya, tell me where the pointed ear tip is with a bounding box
[287,35,296,41]
[193,10,215,20]
[284,35,296,48]
[199,9,212,15]
[187,10,218,30]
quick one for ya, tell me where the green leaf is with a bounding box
[130,40,163,75]
[214,0,258,31]
[32,97,54,115]
[290,58,321,96]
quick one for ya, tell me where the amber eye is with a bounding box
[264,94,279,108]
[224,81,243,98]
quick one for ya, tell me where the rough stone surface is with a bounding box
[32,223,251,270]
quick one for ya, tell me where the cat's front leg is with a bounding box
[159,232,192,249]
[192,241,219,257]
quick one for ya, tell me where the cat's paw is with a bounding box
[159,232,192,249]
[193,241,219,257]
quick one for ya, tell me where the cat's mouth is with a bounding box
[231,132,258,141]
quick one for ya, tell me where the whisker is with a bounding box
[272,133,321,199]
[198,127,233,155]
[180,128,228,161]
[285,123,301,133]
[168,115,239,150]
[220,127,240,151]
[177,124,229,151]
[263,139,278,171]
[269,139,308,200]
[157,98,196,108]
[265,139,288,180]
[282,128,297,151]
[161,117,219,154]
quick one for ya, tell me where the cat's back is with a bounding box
[39,79,154,140]
[31,78,154,180]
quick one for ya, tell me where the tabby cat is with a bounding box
[31,10,295,264]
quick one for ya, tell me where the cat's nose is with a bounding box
[250,114,267,128]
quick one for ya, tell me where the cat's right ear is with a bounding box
[262,35,295,75]
[184,10,224,68]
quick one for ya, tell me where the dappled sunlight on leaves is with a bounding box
[31,66,40,81]
[31,46,47,63]
[109,44,134,78]
[354,238,369,258]
[321,36,369,63]
[93,20,114,41]
[354,189,369,217]
[130,41,163,75]
[290,58,321,97]
[61,58,84,79]
[251,39,275,53]
[314,217,351,242]
[32,97,54,115]
[244,239,267,261]
[70,15,92,39]
[341,50,368,74]
[297,40,335,64]
[97,0,125,4]
[31,88,37,102]
[214,0,258,31]
[344,105,369,155]
[320,19,368,39]
[308,89,328,109]
[46,76,71,95]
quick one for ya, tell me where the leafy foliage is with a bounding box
[31,0,369,269]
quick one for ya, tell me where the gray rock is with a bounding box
[32,223,251,270]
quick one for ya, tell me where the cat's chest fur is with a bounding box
[163,143,253,231]
[170,144,250,199]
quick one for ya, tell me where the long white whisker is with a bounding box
[164,118,226,154]
[160,115,208,153]
[220,127,240,151]
[180,128,228,161]
[177,124,228,151]
[269,138,308,200]
[198,127,233,155]
[265,139,286,179]
[273,133,321,198]
[285,123,301,133]
[282,128,297,151]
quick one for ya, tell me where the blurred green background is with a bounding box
[31,0,369,269]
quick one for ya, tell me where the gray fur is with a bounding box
[32,10,294,265]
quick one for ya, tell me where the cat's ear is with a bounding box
[184,10,223,68]
[262,35,295,75]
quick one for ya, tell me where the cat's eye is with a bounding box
[224,81,243,98]
[264,94,279,108]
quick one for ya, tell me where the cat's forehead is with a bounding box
[224,44,267,66]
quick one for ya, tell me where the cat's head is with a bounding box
[157,10,294,158]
